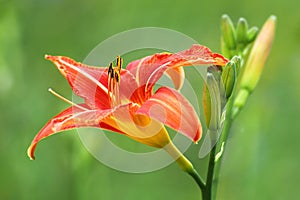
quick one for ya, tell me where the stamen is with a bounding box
[108,62,114,78]
[116,56,122,72]
[107,56,122,107]
[48,88,89,111]
[108,62,114,97]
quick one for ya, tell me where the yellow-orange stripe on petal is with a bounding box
[136,86,202,143]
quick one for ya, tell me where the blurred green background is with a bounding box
[1,0,299,199]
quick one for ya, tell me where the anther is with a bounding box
[116,56,122,72]
[115,72,120,83]
[108,62,114,78]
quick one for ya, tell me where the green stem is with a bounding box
[203,144,217,200]
[164,142,206,192]
[211,94,235,198]
[187,168,206,193]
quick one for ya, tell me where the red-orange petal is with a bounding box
[45,55,111,109]
[165,66,185,90]
[27,104,122,160]
[45,55,141,108]
[136,86,202,143]
[126,44,228,93]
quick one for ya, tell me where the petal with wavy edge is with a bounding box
[45,55,140,108]
[126,44,228,93]
[27,104,124,160]
[45,55,110,109]
[164,66,185,90]
[136,86,202,143]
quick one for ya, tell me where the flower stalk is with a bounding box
[164,142,206,191]
[199,15,276,200]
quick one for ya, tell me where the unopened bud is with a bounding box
[222,61,236,99]
[203,67,223,130]
[247,26,259,43]
[236,18,249,45]
[231,55,242,72]
[233,16,276,117]
[221,15,236,50]
[240,15,276,92]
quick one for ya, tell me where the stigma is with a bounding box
[108,56,123,107]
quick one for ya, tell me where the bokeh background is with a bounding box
[1,0,299,199]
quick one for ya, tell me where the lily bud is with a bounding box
[236,18,249,45]
[240,15,276,92]
[202,66,223,130]
[222,61,236,99]
[233,15,276,117]
[231,55,241,72]
[221,15,236,50]
[247,26,259,43]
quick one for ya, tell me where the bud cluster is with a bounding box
[203,15,276,129]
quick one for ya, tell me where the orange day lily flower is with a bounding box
[27,44,228,160]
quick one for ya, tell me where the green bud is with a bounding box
[247,26,259,43]
[221,38,231,58]
[221,61,236,99]
[206,73,221,131]
[231,55,242,73]
[221,14,236,50]
[202,83,211,128]
[236,18,249,44]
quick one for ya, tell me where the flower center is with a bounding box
[108,56,123,107]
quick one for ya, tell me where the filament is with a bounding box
[48,88,89,111]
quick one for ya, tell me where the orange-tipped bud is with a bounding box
[233,16,276,118]
[239,15,276,92]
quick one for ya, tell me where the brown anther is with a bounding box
[108,62,114,78]
[115,72,120,83]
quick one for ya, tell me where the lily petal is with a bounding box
[126,44,228,93]
[45,55,111,109]
[118,70,141,104]
[104,103,171,148]
[165,66,185,90]
[27,104,123,160]
[45,55,140,108]
[136,86,202,143]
